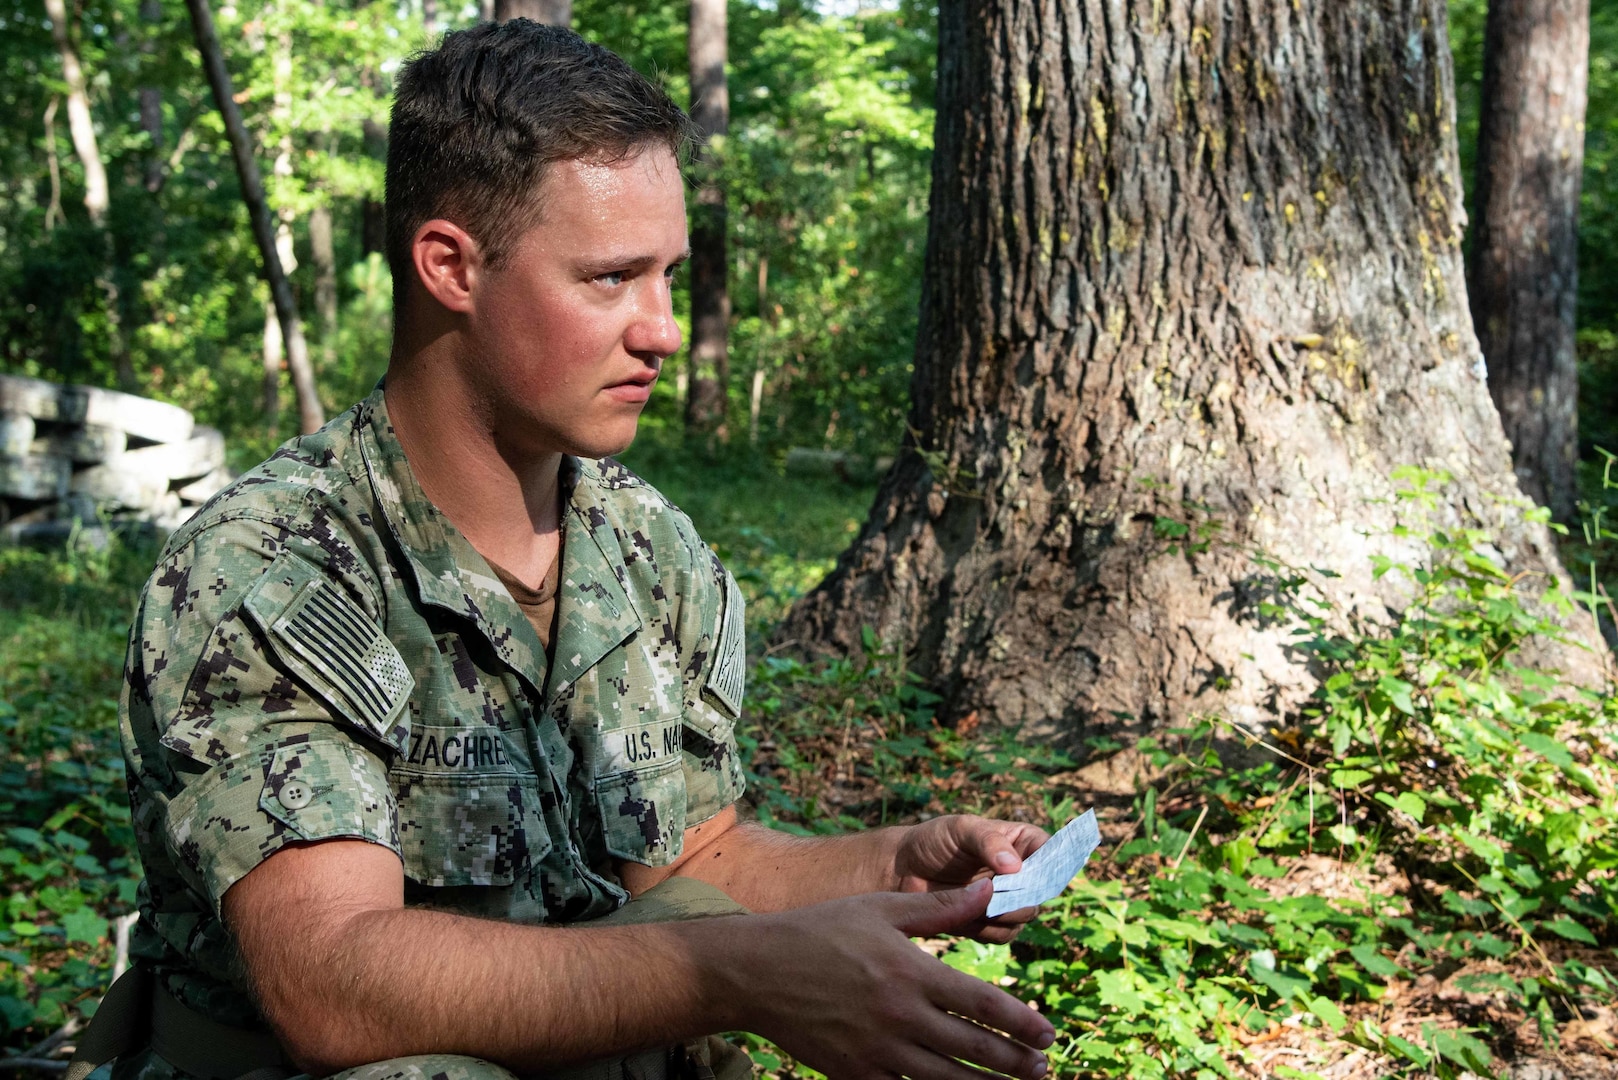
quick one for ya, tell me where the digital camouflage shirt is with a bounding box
[119,386,748,1031]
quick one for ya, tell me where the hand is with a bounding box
[739,880,1054,1080]
[893,815,1049,942]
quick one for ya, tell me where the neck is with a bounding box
[385,344,563,583]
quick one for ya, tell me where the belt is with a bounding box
[64,966,291,1080]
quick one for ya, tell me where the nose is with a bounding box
[626,277,683,360]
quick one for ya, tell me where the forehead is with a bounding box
[534,149,687,233]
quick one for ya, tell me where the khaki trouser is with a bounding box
[77,878,754,1080]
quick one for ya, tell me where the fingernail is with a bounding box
[995,852,1017,870]
[968,878,992,896]
[1036,1031,1055,1050]
[1033,1058,1048,1077]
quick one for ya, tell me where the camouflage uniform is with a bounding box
[116,387,748,1080]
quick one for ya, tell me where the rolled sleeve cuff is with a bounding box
[164,736,400,912]
[682,698,746,828]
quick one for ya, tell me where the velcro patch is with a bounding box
[705,570,746,716]
[243,557,414,745]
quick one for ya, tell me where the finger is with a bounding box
[1012,825,1050,858]
[987,903,1040,929]
[931,966,1055,1051]
[888,879,993,938]
[956,818,1026,875]
[968,920,1027,946]
[925,1014,1048,1080]
[886,1042,1013,1080]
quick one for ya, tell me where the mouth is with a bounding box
[603,369,659,403]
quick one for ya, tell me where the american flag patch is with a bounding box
[268,577,413,740]
[706,570,746,716]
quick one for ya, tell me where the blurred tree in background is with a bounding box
[1,0,1614,493]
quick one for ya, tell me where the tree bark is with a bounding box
[494,0,570,24]
[310,201,339,367]
[777,0,1605,767]
[1468,0,1588,524]
[44,0,133,389]
[44,0,109,226]
[685,0,730,437]
[43,97,64,233]
[361,118,387,258]
[139,0,165,193]
[185,0,324,435]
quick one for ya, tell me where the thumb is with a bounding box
[888,878,993,938]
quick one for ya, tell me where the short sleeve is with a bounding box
[128,520,410,911]
[678,549,747,825]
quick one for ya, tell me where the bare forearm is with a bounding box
[248,900,747,1074]
[228,836,1054,1080]
[662,820,908,912]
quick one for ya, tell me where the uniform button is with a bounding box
[279,782,312,811]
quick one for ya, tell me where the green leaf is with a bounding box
[1542,917,1599,946]
[1518,731,1574,768]
[1095,969,1148,1014]
[1384,1035,1431,1068]
[1153,517,1189,539]
[1427,1026,1493,1073]
[60,908,107,946]
[1348,943,1400,977]
[0,994,35,1034]
[1306,995,1347,1033]
[1249,951,1312,1001]
[1330,769,1373,790]
[1394,791,1426,822]
[1377,676,1416,716]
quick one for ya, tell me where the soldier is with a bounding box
[110,21,1055,1080]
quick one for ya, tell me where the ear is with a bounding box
[410,219,481,315]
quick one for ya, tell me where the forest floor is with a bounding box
[2,436,1617,1079]
[744,697,1618,1080]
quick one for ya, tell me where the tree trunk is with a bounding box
[43,97,63,232]
[139,0,165,193]
[1468,0,1588,525]
[44,0,109,226]
[185,0,324,435]
[777,0,1605,767]
[494,0,570,24]
[44,0,133,389]
[685,0,730,437]
[361,118,387,258]
[310,201,339,367]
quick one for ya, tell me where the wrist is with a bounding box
[681,913,769,1034]
[875,824,912,892]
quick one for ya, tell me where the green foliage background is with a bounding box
[4,0,1618,1076]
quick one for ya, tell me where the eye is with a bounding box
[596,270,626,287]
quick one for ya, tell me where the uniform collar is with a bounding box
[356,387,641,691]
[548,458,645,704]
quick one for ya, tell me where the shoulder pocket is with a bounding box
[240,551,414,753]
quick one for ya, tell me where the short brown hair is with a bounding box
[385,21,694,311]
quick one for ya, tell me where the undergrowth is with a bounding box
[736,466,1618,1079]
[2,463,1617,1080]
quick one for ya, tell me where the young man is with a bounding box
[117,22,1054,1080]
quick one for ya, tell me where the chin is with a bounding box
[567,424,640,461]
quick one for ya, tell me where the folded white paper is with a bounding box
[985,808,1101,918]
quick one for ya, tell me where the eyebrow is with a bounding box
[578,248,693,275]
